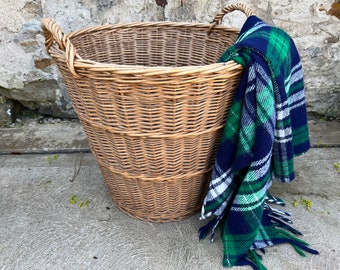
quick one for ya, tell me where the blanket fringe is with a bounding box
[224,251,267,270]
[200,194,319,268]
[199,216,221,241]
[261,198,319,256]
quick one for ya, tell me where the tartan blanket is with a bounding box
[199,15,319,269]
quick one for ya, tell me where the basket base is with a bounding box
[115,201,202,223]
[100,164,210,222]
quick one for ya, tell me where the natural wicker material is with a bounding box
[42,3,254,222]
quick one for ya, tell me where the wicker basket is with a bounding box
[41,3,253,222]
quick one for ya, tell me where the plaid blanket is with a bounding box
[199,16,319,269]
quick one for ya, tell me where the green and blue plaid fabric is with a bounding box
[200,16,318,269]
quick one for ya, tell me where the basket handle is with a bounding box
[41,18,80,78]
[208,3,254,34]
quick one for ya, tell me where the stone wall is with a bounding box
[0,0,339,125]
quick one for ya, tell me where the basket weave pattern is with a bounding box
[42,3,253,222]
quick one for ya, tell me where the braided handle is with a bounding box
[208,3,254,34]
[41,18,80,77]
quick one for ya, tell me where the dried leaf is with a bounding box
[70,194,80,205]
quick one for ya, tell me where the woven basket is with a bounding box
[41,3,254,222]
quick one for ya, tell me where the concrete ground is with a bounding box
[0,117,339,270]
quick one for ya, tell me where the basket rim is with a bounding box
[68,59,242,76]
[49,50,243,77]
[48,21,243,76]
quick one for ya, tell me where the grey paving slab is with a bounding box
[308,118,340,147]
[0,119,89,154]
[0,116,339,269]
[0,117,339,155]
[0,148,339,270]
